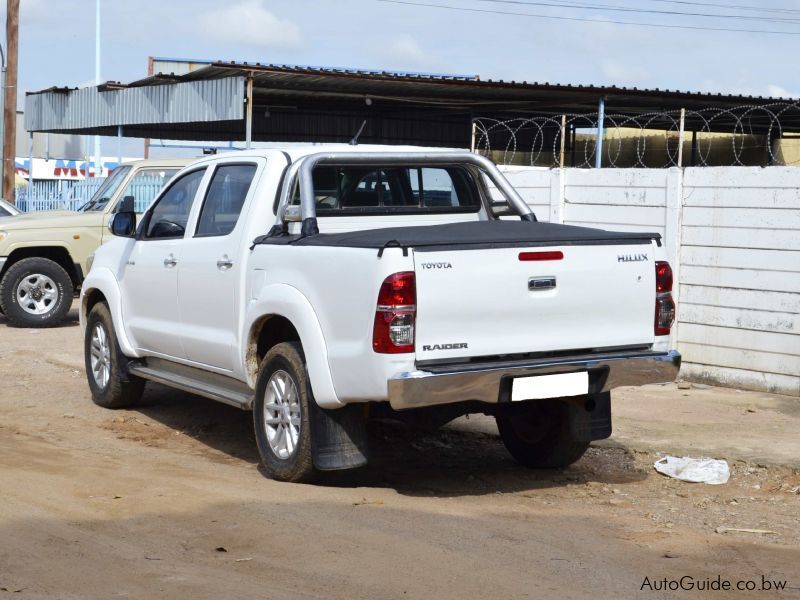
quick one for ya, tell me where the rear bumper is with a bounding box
[388,349,681,410]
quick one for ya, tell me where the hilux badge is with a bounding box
[618,253,648,262]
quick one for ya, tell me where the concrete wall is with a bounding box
[496,166,800,397]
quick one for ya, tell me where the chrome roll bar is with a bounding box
[273,151,535,236]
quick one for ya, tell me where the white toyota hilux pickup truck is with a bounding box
[80,146,680,482]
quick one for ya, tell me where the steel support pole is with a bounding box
[595,96,605,169]
[677,108,686,167]
[559,114,566,168]
[94,0,102,177]
[570,125,576,167]
[245,76,253,149]
[117,125,122,165]
[27,130,31,191]
[470,119,476,153]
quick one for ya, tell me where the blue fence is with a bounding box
[15,179,106,212]
[14,177,169,213]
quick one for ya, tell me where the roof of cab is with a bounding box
[187,144,470,164]
[119,157,197,169]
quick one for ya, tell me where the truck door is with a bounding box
[120,168,207,358]
[176,161,261,371]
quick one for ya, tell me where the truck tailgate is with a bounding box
[413,243,656,362]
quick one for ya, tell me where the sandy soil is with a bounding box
[0,304,798,599]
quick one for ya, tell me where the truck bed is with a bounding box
[255,220,661,251]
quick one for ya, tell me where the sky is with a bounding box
[4,0,800,157]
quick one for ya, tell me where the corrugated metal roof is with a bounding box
[175,61,797,104]
[23,60,800,142]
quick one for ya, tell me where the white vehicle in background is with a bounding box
[80,146,680,482]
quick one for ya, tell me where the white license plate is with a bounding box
[511,371,588,401]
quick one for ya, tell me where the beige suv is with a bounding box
[0,158,191,327]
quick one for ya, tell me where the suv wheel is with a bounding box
[496,399,590,469]
[0,257,74,327]
[253,342,315,482]
[84,302,145,408]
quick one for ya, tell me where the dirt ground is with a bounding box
[1,303,798,599]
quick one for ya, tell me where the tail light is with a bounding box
[655,261,675,336]
[373,272,416,353]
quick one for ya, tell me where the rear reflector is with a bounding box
[519,251,564,262]
[373,272,416,354]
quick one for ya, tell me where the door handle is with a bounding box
[216,255,234,271]
[164,254,177,268]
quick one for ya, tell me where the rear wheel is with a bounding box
[0,257,74,327]
[496,399,590,469]
[84,302,144,409]
[253,342,315,482]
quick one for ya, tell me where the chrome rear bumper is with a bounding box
[388,349,681,410]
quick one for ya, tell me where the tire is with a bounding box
[253,341,315,483]
[84,302,144,409]
[496,399,590,469]
[0,257,74,327]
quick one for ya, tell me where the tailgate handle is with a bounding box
[528,277,556,291]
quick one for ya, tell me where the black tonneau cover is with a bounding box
[254,220,661,253]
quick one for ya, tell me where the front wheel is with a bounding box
[496,399,590,469]
[253,342,315,482]
[0,257,74,327]
[84,302,144,409]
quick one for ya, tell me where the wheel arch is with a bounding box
[79,267,138,357]
[2,245,81,287]
[244,284,341,408]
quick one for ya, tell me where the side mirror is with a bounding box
[109,211,137,237]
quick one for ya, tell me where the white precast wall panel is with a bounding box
[488,166,551,221]
[563,168,669,240]
[679,167,800,396]
[497,165,799,396]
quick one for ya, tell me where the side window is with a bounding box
[114,168,180,214]
[195,164,258,237]
[145,169,205,239]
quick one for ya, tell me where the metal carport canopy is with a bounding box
[24,61,800,147]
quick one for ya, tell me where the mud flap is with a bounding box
[309,402,369,470]
[568,392,612,442]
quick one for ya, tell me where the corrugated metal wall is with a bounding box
[25,77,245,132]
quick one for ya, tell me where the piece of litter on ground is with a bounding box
[215,546,228,553]
[654,456,730,485]
[715,527,777,535]
[353,498,384,506]
[235,558,253,563]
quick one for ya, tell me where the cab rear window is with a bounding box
[290,166,480,214]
